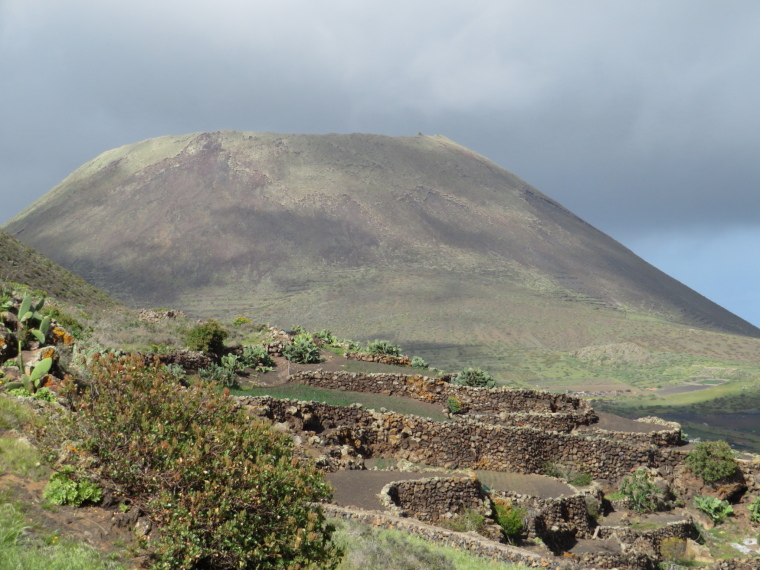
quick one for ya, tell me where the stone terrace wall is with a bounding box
[492,490,598,541]
[584,426,682,448]
[345,352,411,366]
[738,460,760,495]
[240,397,685,481]
[465,411,595,433]
[379,476,490,522]
[596,521,698,557]
[289,370,597,431]
[321,504,657,570]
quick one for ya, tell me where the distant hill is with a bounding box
[5,131,759,374]
[0,228,117,309]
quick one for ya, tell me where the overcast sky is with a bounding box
[2,1,759,326]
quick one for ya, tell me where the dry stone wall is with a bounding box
[320,504,657,570]
[288,370,597,431]
[584,426,682,448]
[596,521,698,557]
[379,476,490,522]
[240,396,686,481]
[345,352,411,366]
[144,349,212,371]
[492,490,599,541]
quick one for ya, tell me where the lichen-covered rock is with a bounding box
[21,346,58,375]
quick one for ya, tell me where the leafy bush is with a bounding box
[33,387,56,402]
[43,466,102,507]
[685,440,738,483]
[452,368,495,388]
[314,329,337,345]
[232,316,251,326]
[46,353,340,569]
[40,306,87,340]
[660,537,687,563]
[493,502,525,544]
[150,343,173,354]
[185,319,228,354]
[240,344,275,371]
[619,469,659,513]
[438,508,488,535]
[748,497,760,523]
[283,334,323,364]
[447,397,464,415]
[290,324,307,335]
[411,356,429,369]
[570,472,592,486]
[366,340,402,357]
[694,495,733,524]
[198,364,239,389]
[162,363,186,382]
[220,353,244,373]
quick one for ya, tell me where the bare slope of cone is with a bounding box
[5,131,758,360]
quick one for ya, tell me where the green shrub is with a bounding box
[232,316,251,326]
[240,344,275,371]
[685,440,738,483]
[33,387,56,402]
[542,462,592,487]
[411,356,429,369]
[162,363,186,382]
[748,497,760,523]
[570,472,593,486]
[150,343,173,354]
[290,324,307,335]
[198,364,239,389]
[40,306,87,340]
[314,330,337,345]
[493,502,525,544]
[43,466,102,507]
[46,353,340,569]
[283,334,323,364]
[447,397,464,415]
[438,508,488,535]
[366,340,402,357]
[694,495,733,524]
[185,319,228,354]
[220,353,244,373]
[619,469,659,513]
[452,368,495,388]
[659,536,688,563]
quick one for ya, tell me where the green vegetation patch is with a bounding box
[43,353,340,569]
[234,384,449,422]
[0,501,125,570]
[331,517,528,570]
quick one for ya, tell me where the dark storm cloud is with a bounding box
[2,0,759,322]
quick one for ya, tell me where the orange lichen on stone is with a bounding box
[52,326,74,345]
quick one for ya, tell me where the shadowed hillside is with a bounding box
[0,229,117,309]
[5,131,759,373]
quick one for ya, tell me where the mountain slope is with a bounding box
[0,228,117,309]
[5,131,758,372]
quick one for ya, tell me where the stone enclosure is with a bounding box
[240,368,758,569]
